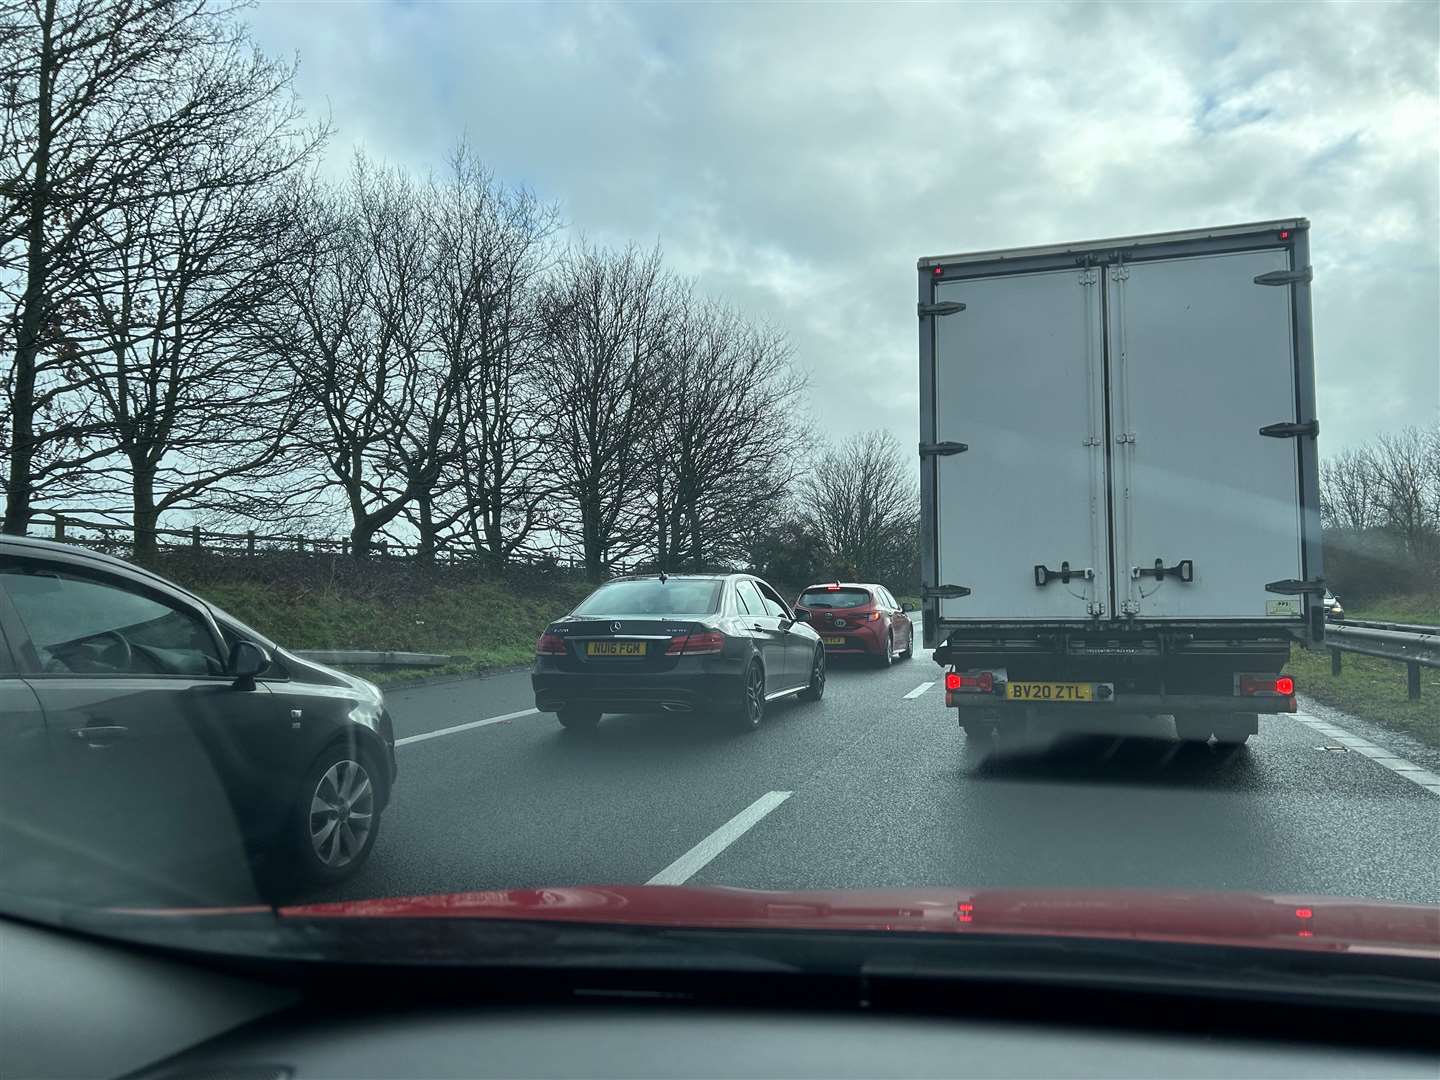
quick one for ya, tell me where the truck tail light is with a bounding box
[536,632,566,655]
[1238,673,1295,697]
[945,671,994,693]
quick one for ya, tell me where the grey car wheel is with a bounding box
[735,661,765,731]
[299,752,379,883]
[799,646,826,702]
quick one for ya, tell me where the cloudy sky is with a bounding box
[248,0,1438,455]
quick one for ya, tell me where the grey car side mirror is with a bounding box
[793,608,812,623]
[229,639,271,685]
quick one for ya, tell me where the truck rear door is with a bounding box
[930,267,1109,621]
[1106,249,1304,620]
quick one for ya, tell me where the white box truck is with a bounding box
[917,219,1323,745]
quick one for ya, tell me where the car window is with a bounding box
[735,579,766,617]
[572,578,722,616]
[0,564,223,677]
[753,581,789,619]
[733,583,755,615]
[799,588,871,609]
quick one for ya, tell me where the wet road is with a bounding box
[309,637,1440,905]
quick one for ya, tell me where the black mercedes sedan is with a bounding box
[0,536,397,906]
[532,573,825,732]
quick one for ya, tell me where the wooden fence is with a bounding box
[1,511,580,569]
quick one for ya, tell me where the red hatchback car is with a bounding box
[795,583,915,666]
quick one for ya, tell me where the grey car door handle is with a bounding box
[71,724,129,746]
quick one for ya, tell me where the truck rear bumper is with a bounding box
[948,693,1296,714]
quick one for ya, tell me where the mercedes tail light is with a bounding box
[535,632,566,655]
[667,630,725,656]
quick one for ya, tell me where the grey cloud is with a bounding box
[248,0,1439,453]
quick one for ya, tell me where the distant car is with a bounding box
[0,536,397,904]
[532,573,824,732]
[1322,590,1345,621]
[793,582,914,666]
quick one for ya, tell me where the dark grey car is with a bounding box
[532,573,825,732]
[0,536,397,906]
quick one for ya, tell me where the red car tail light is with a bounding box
[667,630,726,656]
[535,632,566,655]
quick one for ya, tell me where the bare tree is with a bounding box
[1320,445,1381,533]
[646,293,804,571]
[1370,425,1440,564]
[1,0,298,533]
[283,157,468,559]
[55,53,323,558]
[805,429,918,585]
[405,145,561,564]
[538,242,671,580]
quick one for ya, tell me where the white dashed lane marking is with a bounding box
[395,707,539,747]
[1293,713,1440,797]
[904,681,936,699]
[646,791,793,885]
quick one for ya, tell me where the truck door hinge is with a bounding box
[1115,432,1136,445]
[1254,266,1313,286]
[1109,265,1130,282]
[918,301,966,318]
[1259,420,1319,439]
[922,585,972,599]
[919,441,968,457]
[1078,269,1097,286]
[1087,600,1106,616]
[1082,435,1102,447]
[1120,600,1140,615]
[1132,558,1194,583]
[1033,562,1094,587]
[1265,578,1326,595]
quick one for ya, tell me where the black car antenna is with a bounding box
[659,571,668,583]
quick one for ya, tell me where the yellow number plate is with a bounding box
[822,636,846,646]
[1005,681,1093,702]
[586,641,647,657]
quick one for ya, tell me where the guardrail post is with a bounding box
[341,538,349,556]
[191,524,201,550]
[246,530,255,555]
[379,540,388,558]
[1409,662,1421,701]
[53,513,64,541]
[296,535,304,554]
[1330,648,1341,675]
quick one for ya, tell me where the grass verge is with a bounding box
[1342,592,1439,625]
[203,577,592,686]
[1284,596,1440,749]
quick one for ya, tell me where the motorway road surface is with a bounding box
[304,637,1440,906]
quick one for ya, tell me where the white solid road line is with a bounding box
[1292,712,1440,797]
[395,707,539,748]
[647,791,793,886]
[904,681,936,699]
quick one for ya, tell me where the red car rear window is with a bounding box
[798,588,872,609]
